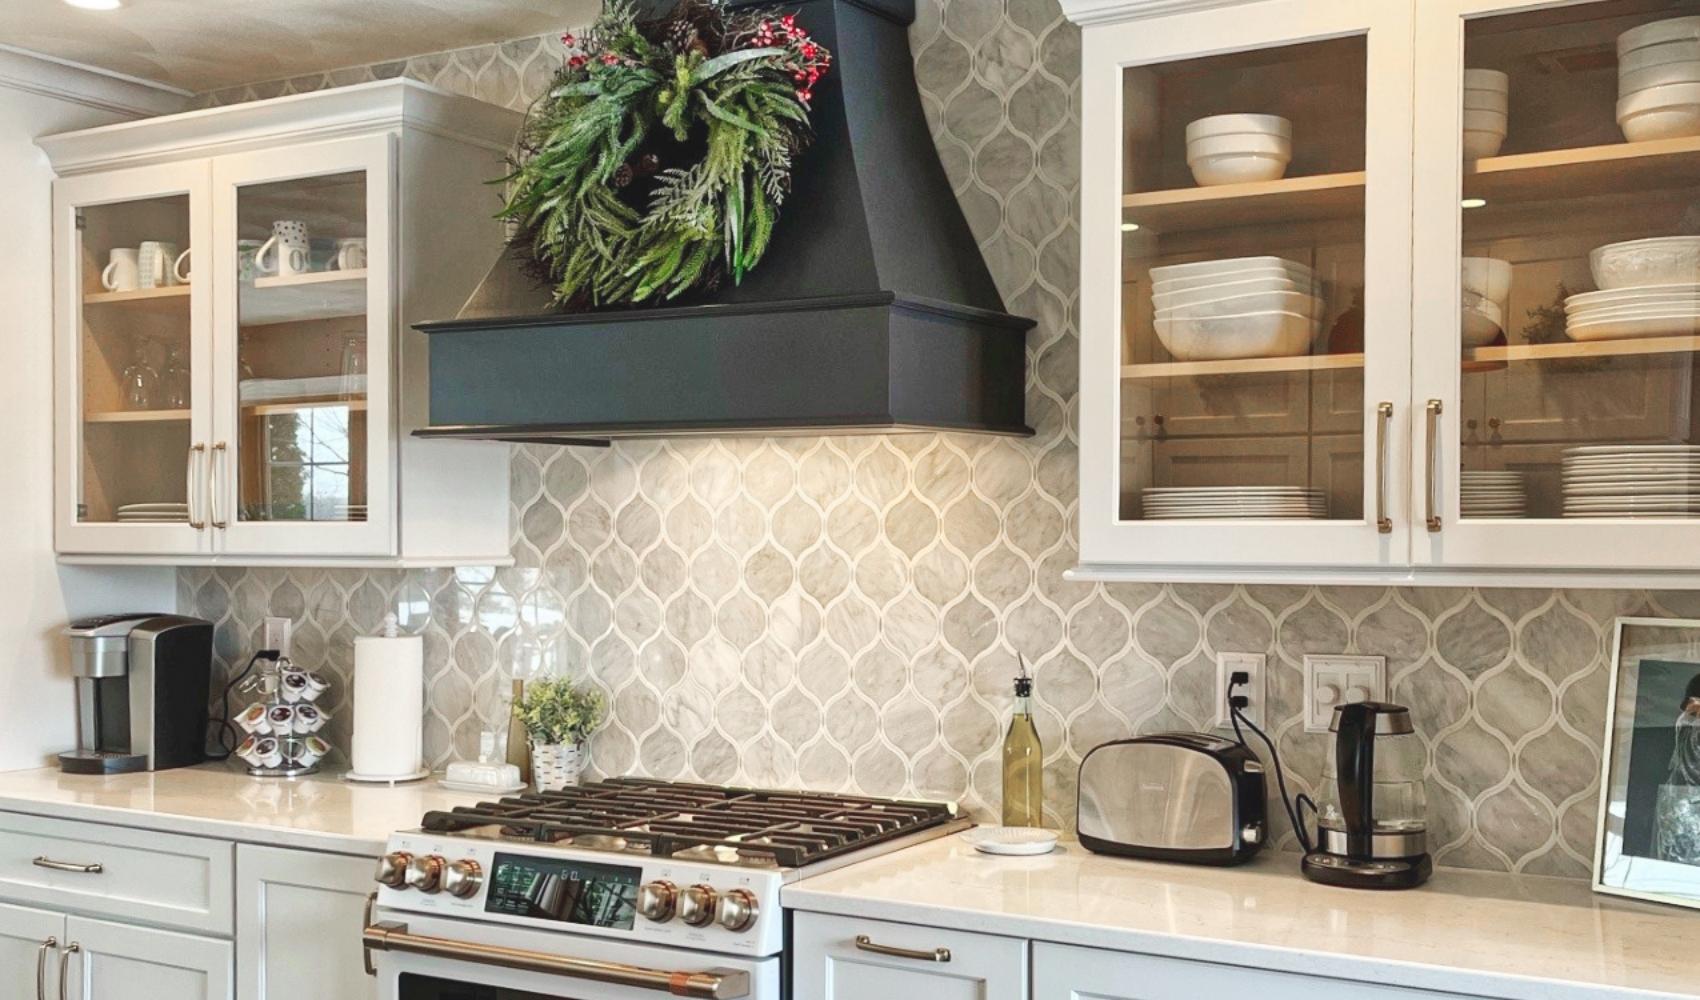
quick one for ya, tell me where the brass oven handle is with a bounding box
[58,943,79,1000]
[362,894,377,977]
[362,921,750,999]
[1424,399,1443,532]
[186,443,206,530]
[36,937,56,1000]
[33,857,102,874]
[210,441,228,529]
[1374,401,1393,534]
[854,934,952,963]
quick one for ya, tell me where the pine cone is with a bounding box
[614,163,634,188]
[636,153,661,177]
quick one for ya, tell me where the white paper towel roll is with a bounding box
[351,623,424,779]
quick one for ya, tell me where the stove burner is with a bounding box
[420,778,957,869]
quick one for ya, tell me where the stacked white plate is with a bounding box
[1185,114,1292,187]
[1562,445,1700,518]
[1617,17,1700,142]
[1566,237,1700,341]
[1461,471,1526,518]
[1149,256,1322,361]
[115,502,190,523]
[1141,487,1327,520]
[1463,69,1508,159]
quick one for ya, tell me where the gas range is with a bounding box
[364,778,966,1000]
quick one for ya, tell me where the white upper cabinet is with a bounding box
[1071,0,1700,584]
[42,81,520,567]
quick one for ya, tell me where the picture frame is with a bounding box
[1595,615,1700,909]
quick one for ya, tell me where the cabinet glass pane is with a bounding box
[1119,37,1367,523]
[234,171,368,524]
[1460,1,1700,521]
[76,195,194,525]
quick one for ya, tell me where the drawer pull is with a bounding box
[33,857,103,874]
[36,937,55,1000]
[58,943,79,1000]
[853,934,952,963]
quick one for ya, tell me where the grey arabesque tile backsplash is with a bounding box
[186,1,1658,879]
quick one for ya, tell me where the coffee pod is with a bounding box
[303,672,331,701]
[235,735,263,765]
[254,737,283,768]
[280,670,310,704]
[237,703,271,735]
[295,704,328,734]
[294,739,325,767]
[268,705,295,733]
[304,735,331,758]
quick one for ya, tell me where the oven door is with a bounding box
[367,907,779,1000]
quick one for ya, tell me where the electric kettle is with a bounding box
[1301,701,1432,889]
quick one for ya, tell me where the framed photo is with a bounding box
[1596,616,1700,908]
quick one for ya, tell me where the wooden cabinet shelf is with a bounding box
[239,269,366,326]
[1121,172,1365,233]
[241,396,367,417]
[1466,135,1700,203]
[83,286,191,307]
[1466,334,1700,364]
[1121,352,1364,380]
[85,409,191,424]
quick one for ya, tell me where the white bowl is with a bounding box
[1619,16,1700,57]
[1152,274,1301,309]
[1186,132,1292,158]
[1591,237,1700,289]
[1618,81,1700,115]
[1463,108,1509,131]
[1620,39,1700,75]
[1188,151,1290,186]
[1619,58,1700,97]
[1464,68,1509,92]
[1156,289,1322,320]
[1151,256,1311,285]
[1462,257,1513,302]
[1185,114,1292,143]
[1153,269,1315,298]
[1464,89,1509,112]
[1566,282,1700,310]
[1462,304,1504,348]
[1463,128,1506,159]
[1620,104,1700,141]
[1155,309,1314,361]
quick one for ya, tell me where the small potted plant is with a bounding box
[517,677,606,791]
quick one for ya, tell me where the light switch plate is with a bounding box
[1303,654,1386,733]
[1215,652,1266,730]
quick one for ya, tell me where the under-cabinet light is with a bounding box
[1461,197,1487,209]
[1120,223,1141,232]
[63,0,123,8]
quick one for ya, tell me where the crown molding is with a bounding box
[1059,0,1254,27]
[0,45,189,119]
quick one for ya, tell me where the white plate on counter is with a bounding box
[960,827,1059,856]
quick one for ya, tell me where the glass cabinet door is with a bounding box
[54,162,212,554]
[1414,0,1700,571]
[211,135,393,556]
[1078,0,1414,569]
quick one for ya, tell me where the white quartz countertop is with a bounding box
[0,763,486,856]
[783,836,1700,1000]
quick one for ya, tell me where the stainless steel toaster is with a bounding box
[1076,732,1267,865]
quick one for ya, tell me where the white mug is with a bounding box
[255,220,310,278]
[329,237,366,272]
[172,247,193,284]
[100,248,140,292]
[137,241,179,289]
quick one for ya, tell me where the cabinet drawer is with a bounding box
[0,811,233,935]
[793,910,1027,1000]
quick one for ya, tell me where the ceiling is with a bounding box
[1,0,600,94]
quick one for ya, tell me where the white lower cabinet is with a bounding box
[0,901,62,1000]
[237,845,376,1000]
[792,911,1028,1000]
[1031,942,1455,1000]
[66,914,233,1000]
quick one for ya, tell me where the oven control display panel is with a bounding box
[484,853,642,930]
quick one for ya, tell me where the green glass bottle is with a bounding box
[1001,661,1043,827]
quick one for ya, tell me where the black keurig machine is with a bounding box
[59,614,214,775]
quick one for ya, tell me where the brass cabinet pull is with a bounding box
[210,441,228,529]
[33,857,102,874]
[853,934,952,963]
[361,920,750,999]
[1374,401,1393,534]
[362,894,377,977]
[58,943,79,1000]
[186,443,207,530]
[1424,399,1443,532]
[36,937,56,1000]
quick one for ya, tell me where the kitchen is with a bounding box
[2,0,1700,997]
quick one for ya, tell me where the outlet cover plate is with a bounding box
[1215,652,1266,730]
[1303,654,1386,733]
[263,616,293,660]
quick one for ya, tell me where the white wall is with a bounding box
[0,52,185,770]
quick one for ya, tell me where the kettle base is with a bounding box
[1301,851,1432,890]
[57,750,148,775]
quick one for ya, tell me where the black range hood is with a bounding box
[415,0,1034,447]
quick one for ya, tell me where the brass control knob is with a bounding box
[405,854,446,893]
[715,888,759,933]
[638,880,678,922]
[679,884,718,927]
[443,859,483,899]
[374,851,412,888]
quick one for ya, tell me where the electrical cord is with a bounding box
[207,649,280,760]
[1227,676,1315,855]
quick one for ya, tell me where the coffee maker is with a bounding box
[60,614,214,775]
[1301,701,1432,889]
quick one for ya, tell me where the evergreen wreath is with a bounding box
[498,0,833,307]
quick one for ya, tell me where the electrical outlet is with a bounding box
[263,616,293,660]
[1215,652,1266,729]
[1303,654,1386,733]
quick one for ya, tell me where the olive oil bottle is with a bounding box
[1001,660,1043,827]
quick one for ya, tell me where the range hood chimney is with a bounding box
[416,0,1034,446]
